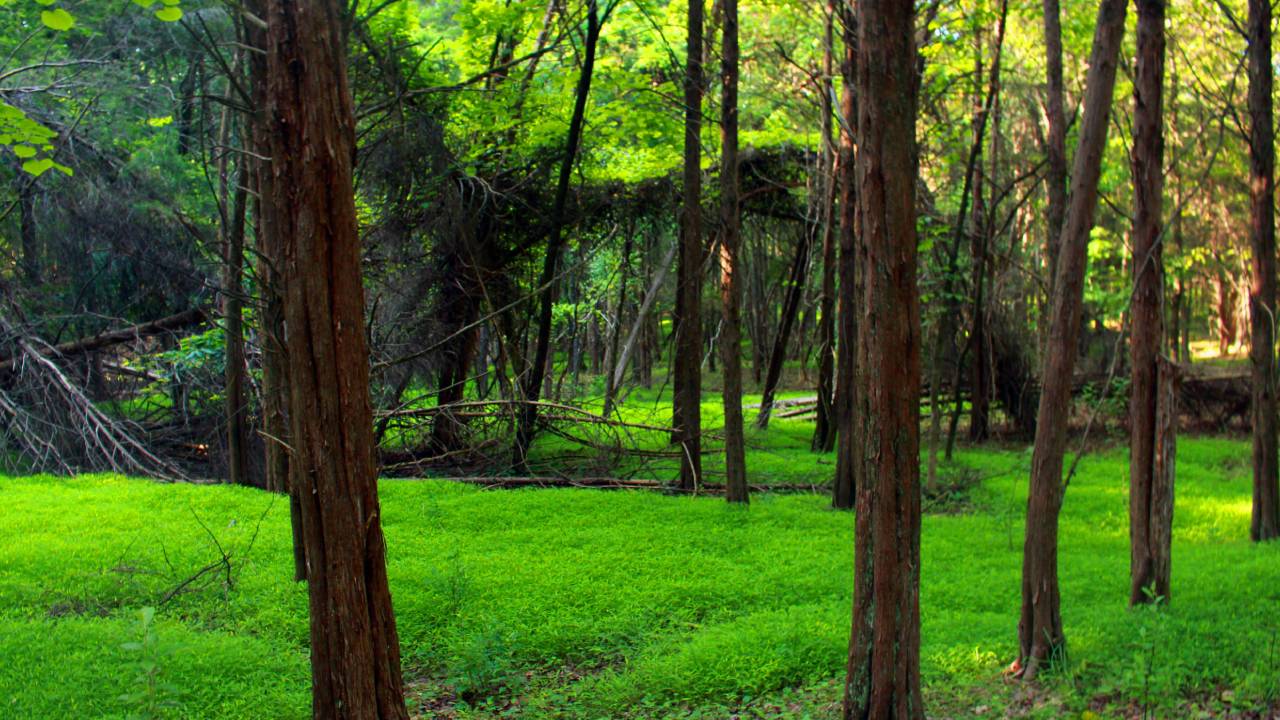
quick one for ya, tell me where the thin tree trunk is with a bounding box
[1129,0,1172,603]
[831,2,858,510]
[842,0,922,711]
[18,180,39,285]
[812,2,839,452]
[263,0,409,716]
[675,0,706,490]
[1018,0,1127,679]
[606,239,678,416]
[603,231,634,412]
[222,154,251,486]
[1248,0,1280,541]
[756,226,810,429]
[514,0,602,472]
[719,0,748,504]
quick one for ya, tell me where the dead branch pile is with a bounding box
[0,314,188,479]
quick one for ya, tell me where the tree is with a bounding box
[514,0,603,472]
[811,0,839,454]
[262,0,409,715]
[1129,0,1174,603]
[831,0,859,511]
[719,0,748,503]
[675,0,706,491]
[1247,0,1280,542]
[1018,0,1127,678]
[842,0,922,714]
[1041,0,1068,297]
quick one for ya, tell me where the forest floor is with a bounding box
[1,409,1277,718]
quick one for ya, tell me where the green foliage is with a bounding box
[119,607,184,720]
[0,437,1276,717]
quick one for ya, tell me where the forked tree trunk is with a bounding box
[831,2,859,510]
[675,0,706,490]
[1019,0,1127,679]
[1247,0,1280,541]
[719,0,748,504]
[842,0,922,713]
[757,226,810,429]
[1129,0,1173,604]
[263,1,409,716]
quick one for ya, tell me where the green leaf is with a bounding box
[21,158,54,176]
[154,6,182,21]
[12,145,36,158]
[40,8,74,30]
[35,0,56,5]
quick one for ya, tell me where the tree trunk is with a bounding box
[756,226,810,429]
[811,0,839,452]
[675,0,705,490]
[719,0,748,504]
[606,239,677,416]
[223,153,251,486]
[513,0,602,472]
[842,0,922,712]
[1042,0,1068,308]
[1248,0,1280,541]
[263,1,409,716]
[831,2,858,510]
[246,1,304,580]
[1129,0,1172,604]
[1018,0,1127,679]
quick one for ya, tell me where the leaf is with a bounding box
[40,7,74,30]
[21,158,53,176]
[12,145,36,158]
[154,6,182,21]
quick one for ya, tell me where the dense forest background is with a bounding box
[1,0,1278,717]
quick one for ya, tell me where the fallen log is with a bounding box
[0,308,207,373]
[386,475,826,494]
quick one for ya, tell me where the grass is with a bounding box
[0,414,1277,718]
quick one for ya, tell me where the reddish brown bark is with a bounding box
[831,1,858,511]
[719,0,748,503]
[1129,0,1172,604]
[841,0,922,714]
[263,1,409,716]
[1248,0,1280,541]
[1019,0,1127,679]
[675,0,705,491]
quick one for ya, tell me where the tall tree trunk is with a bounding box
[719,0,748,504]
[1042,0,1068,308]
[246,0,304,580]
[1248,0,1280,541]
[1018,0,1127,679]
[223,155,251,486]
[756,226,810,429]
[812,0,839,452]
[842,0,922,712]
[675,0,706,490]
[1129,0,1173,603]
[514,0,602,471]
[831,2,858,510]
[263,1,409,716]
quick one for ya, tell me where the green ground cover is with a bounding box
[0,429,1275,718]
